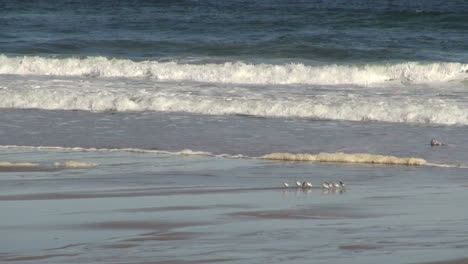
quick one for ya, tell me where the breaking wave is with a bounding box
[1,88,467,125]
[1,55,466,85]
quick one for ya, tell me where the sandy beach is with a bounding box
[1,148,467,264]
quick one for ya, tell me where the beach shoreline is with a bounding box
[1,149,467,263]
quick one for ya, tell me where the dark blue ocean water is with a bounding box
[1,0,467,63]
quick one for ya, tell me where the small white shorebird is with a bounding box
[302,181,313,188]
[332,182,340,188]
[339,181,346,188]
[321,182,331,189]
[430,139,443,146]
[296,181,302,187]
[283,182,290,188]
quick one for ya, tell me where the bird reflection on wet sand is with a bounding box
[281,187,345,196]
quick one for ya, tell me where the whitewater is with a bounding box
[1,55,468,125]
[1,55,467,85]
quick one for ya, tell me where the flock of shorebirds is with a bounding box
[280,138,442,190]
[279,138,443,190]
[282,181,345,189]
[279,139,444,191]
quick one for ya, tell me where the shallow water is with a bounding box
[1,109,467,166]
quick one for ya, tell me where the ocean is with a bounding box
[1,1,467,263]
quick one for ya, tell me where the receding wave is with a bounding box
[0,145,245,159]
[260,152,426,166]
[1,55,466,85]
[2,145,463,168]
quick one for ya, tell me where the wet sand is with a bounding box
[0,166,62,173]
[1,149,468,264]
[415,258,468,264]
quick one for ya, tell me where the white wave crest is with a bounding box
[0,55,466,85]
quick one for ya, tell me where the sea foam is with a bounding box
[0,55,466,85]
[53,161,99,168]
[261,152,427,166]
[0,162,40,167]
[0,145,435,167]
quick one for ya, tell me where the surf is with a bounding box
[1,55,466,86]
[1,88,467,125]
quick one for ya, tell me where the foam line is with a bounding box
[260,152,427,166]
[2,145,464,168]
[0,162,40,167]
[424,162,468,168]
[0,145,238,158]
[53,161,99,168]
